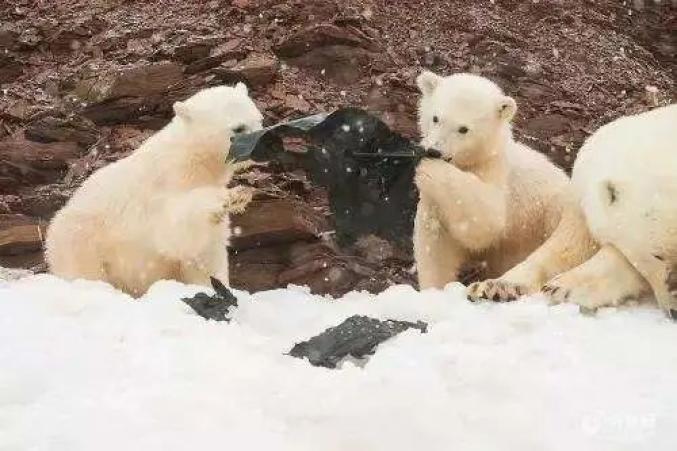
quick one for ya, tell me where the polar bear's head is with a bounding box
[417,71,516,168]
[172,83,263,146]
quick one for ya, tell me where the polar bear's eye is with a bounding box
[232,125,247,134]
[458,126,469,134]
[432,115,439,124]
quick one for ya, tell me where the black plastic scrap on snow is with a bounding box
[230,108,440,246]
[288,315,428,368]
[182,277,239,322]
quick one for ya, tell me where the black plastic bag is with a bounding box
[230,108,439,246]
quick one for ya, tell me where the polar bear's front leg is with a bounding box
[612,245,677,316]
[415,159,506,251]
[210,185,254,223]
[414,199,468,289]
[150,186,252,262]
[542,244,650,312]
[468,203,598,302]
[179,242,230,287]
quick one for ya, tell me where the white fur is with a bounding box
[541,104,677,312]
[413,72,571,292]
[45,84,263,296]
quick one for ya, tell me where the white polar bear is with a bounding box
[558,104,677,313]
[474,104,677,314]
[413,71,576,294]
[45,83,263,296]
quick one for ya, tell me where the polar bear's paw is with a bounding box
[542,246,650,314]
[467,279,527,303]
[210,186,254,224]
[542,271,635,314]
[542,277,626,315]
[224,185,254,214]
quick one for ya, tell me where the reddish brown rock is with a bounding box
[284,94,312,113]
[0,136,83,191]
[0,54,23,83]
[5,184,72,219]
[230,198,329,250]
[0,214,46,256]
[214,53,279,87]
[74,62,184,103]
[1,99,32,122]
[273,23,376,83]
[25,115,100,148]
[185,38,246,74]
[173,40,214,64]
[526,113,571,137]
[0,27,17,49]
[274,23,374,58]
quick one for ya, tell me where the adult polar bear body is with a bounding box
[413,72,574,293]
[45,84,263,296]
[545,105,677,312]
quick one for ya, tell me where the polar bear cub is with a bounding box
[46,83,263,296]
[414,71,574,294]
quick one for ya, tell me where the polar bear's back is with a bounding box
[573,104,677,261]
[572,104,677,191]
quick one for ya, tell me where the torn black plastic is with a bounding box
[182,277,239,322]
[230,108,440,245]
[288,315,428,368]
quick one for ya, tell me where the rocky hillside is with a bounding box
[1,0,674,295]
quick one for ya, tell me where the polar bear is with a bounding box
[45,83,263,296]
[413,71,576,293]
[470,104,677,315]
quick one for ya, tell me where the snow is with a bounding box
[2,275,677,451]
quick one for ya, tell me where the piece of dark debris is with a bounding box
[288,315,427,368]
[181,277,238,322]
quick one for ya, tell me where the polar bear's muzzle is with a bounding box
[424,149,443,159]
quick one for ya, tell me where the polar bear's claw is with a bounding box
[542,283,570,304]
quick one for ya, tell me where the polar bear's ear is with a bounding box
[173,101,191,122]
[417,71,442,96]
[498,96,517,122]
[235,82,248,95]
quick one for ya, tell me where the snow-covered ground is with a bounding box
[1,275,676,451]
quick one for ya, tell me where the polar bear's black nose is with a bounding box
[424,149,442,159]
